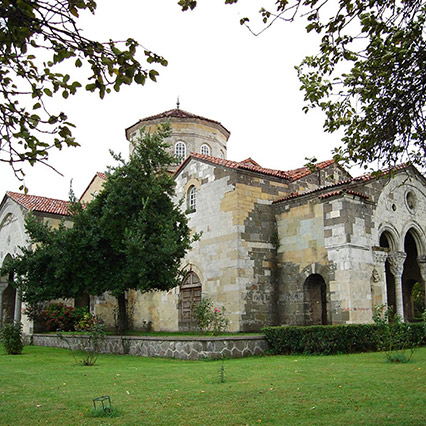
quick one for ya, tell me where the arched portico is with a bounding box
[402,229,425,321]
[379,231,397,314]
[0,254,21,327]
[378,224,426,321]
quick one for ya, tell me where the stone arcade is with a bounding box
[1,108,425,334]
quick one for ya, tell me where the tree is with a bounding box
[2,123,194,332]
[1,0,167,187]
[179,0,426,171]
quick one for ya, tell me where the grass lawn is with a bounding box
[0,345,425,425]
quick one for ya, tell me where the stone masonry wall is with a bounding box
[323,195,375,324]
[274,196,331,325]
[234,172,290,331]
[174,161,290,332]
[30,334,269,360]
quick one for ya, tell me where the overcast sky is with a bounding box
[1,0,354,201]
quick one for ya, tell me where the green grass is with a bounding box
[0,345,425,425]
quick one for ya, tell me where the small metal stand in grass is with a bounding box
[93,395,112,414]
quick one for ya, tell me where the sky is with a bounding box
[0,0,354,201]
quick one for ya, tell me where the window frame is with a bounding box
[200,144,211,156]
[187,185,197,213]
[174,141,186,161]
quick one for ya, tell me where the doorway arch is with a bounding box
[179,272,202,331]
[304,274,327,325]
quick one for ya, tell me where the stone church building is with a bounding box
[1,108,426,333]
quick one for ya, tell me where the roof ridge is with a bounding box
[7,191,69,203]
[273,178,353,204]
[130,108,230,135]
[6,191,70,216]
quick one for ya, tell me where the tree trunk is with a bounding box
[117,292,129,334]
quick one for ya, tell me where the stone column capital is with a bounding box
[388,251,407,277]
[373,250,389,265]
[417,256,426,283]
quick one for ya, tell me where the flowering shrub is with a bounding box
[193,296,229,335]
[40,302,86,331]
[58,314,106,366]
[75,312,104,332]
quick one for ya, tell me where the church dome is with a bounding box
[125,108,230,166]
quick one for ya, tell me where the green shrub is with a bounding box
[373,305,424,363]
[40,302,87,331]
[193,296,229,335]
[1,322,24,355]
[262,322,425,356]
[58,315,106,366]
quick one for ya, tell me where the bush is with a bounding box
[58,316,106,366]
[262,322,426,356]
[74,312,104,332]
[193,296,229,335]
[373,305,424,362]
[1,322,24,355]
[40,302,87,331]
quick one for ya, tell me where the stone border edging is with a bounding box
[29,334,269,360]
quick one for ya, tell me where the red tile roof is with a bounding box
[273,179,353,203]
[176,154,338,182]
[79,171,107,201]
[239,157,262,167]
[96,172,107,180]
[351,163,408,182]
[127,108,230,136]
[318,190,369,200]
[285,160,336,180]
[7,192,70,216]
[272,166,412,204]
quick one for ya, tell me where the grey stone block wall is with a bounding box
[30,334,269,360]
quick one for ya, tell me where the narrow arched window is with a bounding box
[200,144,210,156]
[174,141,186,161]
[188,186,196,212]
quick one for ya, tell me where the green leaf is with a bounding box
[149,70,159,82]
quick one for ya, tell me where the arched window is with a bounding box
[187,186,196,212]
[174,141,186,161]
[219,150,225,159]
[200,144,210,156]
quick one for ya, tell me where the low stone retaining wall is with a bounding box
[30,334,269,360]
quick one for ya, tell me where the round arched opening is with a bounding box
[402,230,424,321]
[179,272,202,331]
[0,255,16,325]
[304,274,327,325]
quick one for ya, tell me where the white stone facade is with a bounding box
[1,109,425,333]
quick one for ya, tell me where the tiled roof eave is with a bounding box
[6,191,71,216]
[175,153,293,181]
[126,108,231,137]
